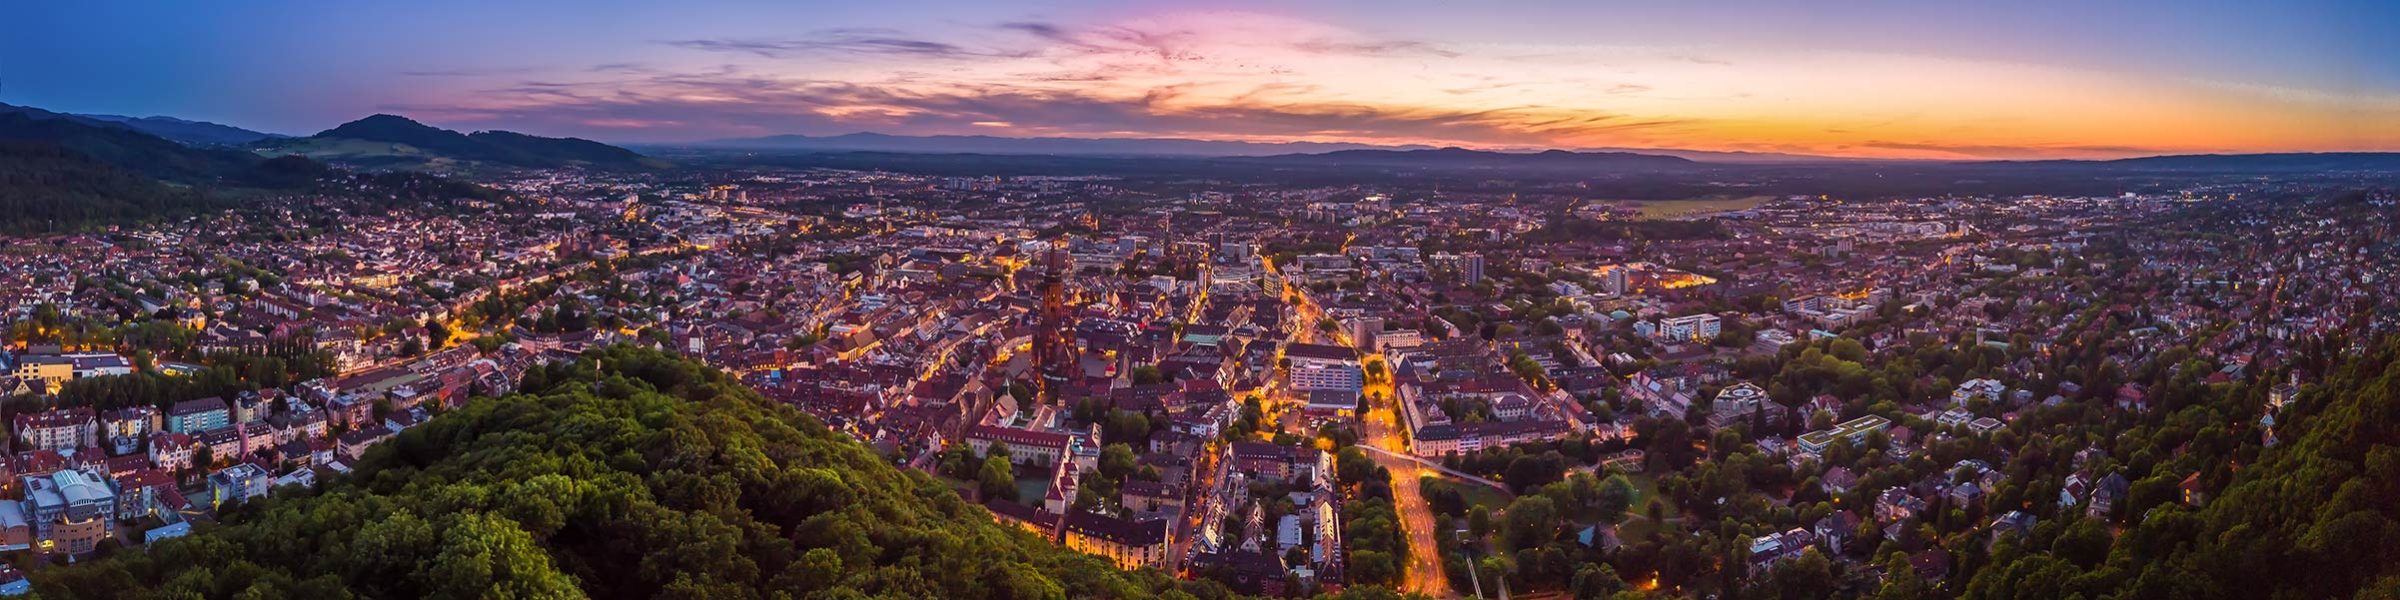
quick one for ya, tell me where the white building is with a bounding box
[1658,314,1723,343]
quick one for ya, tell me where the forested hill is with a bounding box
[33,346,1246,600]
[1959,336,2400,600]
[0,105,504,233]
[254,114,667,171]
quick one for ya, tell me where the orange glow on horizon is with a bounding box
[387,10,2397,159]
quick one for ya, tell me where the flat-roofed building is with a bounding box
[24,467,116,555]
[1798,415,1892,455]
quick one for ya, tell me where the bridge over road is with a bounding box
[1358,445,1514,495]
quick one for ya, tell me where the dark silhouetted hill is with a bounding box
[261,114,664,170]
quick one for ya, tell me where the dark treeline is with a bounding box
[40,346,338,412]
[0,142,230,233]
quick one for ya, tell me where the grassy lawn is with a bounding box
[1608,472,1682,541]
[1422,475,1516,512]
[1459,482,1512,510]
[1627,195,1773,220]
[1624,472,1674,518]
[1617,515,1664,540]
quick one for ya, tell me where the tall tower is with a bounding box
[1032,245,1075,404]
[1157,213,1178,273]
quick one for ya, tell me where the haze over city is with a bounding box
[11,0,2399,158]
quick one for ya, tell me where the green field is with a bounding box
[1457,479,1513,509]
[1625,195,1774,220]
[1624,472,1672,518]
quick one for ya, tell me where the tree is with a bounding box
[1571,562,1623,599]
[1759,549,1837,600]
[424,318,453,349]
[1130,365,1165,385]
[424,513,582,600]
[1104,411,1152,447]
[786,548,843,593]
[1099,444,1138,482]
[979,455,1018,502]
[1499,496,1560,551]
[1503,452,1568,494]
[1595,474,1638,523]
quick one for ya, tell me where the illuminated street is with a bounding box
[1361,380,1456,597]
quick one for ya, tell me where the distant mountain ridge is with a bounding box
[1996,152,2400,172]
[686,131,1931,164]
[692,131,1437,157]
[75,113,282,146]
[257,114,664,170]
[1241,147,1702,171]
[0,103,284,147]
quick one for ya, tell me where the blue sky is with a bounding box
[7,0,2395,157]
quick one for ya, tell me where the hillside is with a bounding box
[0,110,262,182]
[1960,336,2400,599]
[34,346,1246,599]
[0,110,274,231]
[0,141,225,233]
[258,114,664,170]
[0,107,507,232]
[74,113,282,146]
[470,130,665,169]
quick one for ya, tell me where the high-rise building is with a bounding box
[1462,252,1485,283]
[1348,317,1382,352]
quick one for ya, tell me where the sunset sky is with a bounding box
[10,0,2398,158]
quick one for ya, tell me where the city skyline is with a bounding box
[10,0,2399,159]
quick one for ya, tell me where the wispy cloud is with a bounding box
[383,66,1696,146]
[663,28,1033,60]
[997,21,1208,65]
[1290,39,1458,58]
[399,66,542,78]
[361,10,2394,156]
